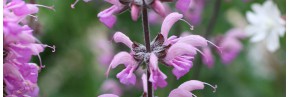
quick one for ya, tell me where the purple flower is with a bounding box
[98,0,191,28]
[216,28,246,64]
[107,12,216,89]
[148,53,167,89]
[168,80,217,97]
[3,0,54,96]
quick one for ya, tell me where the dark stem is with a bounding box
[194,0,222,79]
[204,0,221,38]
[142,0,153,97]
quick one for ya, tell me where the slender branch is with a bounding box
[142,0,153,97]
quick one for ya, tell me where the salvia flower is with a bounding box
[168,80,217,97]
[107,12,217,89]
[216,28,246,65]
[245,0,285,52]
[4,0,54,96]
[98,0,194,28]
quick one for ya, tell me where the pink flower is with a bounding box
[216,28,246,64]
[168,80,217,97]
[160,12,210,79]
[148,53,167,89]
[107,12,216,89]
[98,0,188,28]
[3,0,54,96]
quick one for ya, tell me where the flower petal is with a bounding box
[109,52,135,68]
[168,89,192,97]
[164,43,196,61]
[149,53,158,70]
[99,15,117,28]
[113,32,133,49]
[98,94,119,97]
[266,31,280,52]
[178,80,205,91]
[151,0,166,17]
[176,0,191,14]
[202,47,214,68]
[142,74,147,93]
[177,35,208,47]
[161,12,183,39]
[131,4,140,21]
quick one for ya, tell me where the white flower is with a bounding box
[245,0,285,52]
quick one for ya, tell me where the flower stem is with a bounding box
[193,0,222,79]
[204,0,221,38]
[142,0,153,97]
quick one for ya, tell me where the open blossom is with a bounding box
[107,12,215,89]
[168,80,217,97]
[245,0,285,52]
[4,0,53,96]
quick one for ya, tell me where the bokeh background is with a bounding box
[30,0,286,97]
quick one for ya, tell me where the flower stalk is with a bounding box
[142,0,153,97]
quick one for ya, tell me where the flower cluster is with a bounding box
[3,0,54,96]
[106,12,216,89]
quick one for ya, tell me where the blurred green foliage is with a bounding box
[31,0,286,97]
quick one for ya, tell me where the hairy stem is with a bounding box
[142,0,153,97]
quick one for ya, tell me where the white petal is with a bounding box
[266,31,280,52]
[249,30,267,42]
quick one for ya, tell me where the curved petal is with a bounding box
[161,12,183,39]
[98,94,119,97]
[164,43,196,61]
[151,0,166,17]
[113,32,133,49]
[177,35,208,47]
[178,80,205,91]
[168,89,192,97]
[109,52,135,68]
